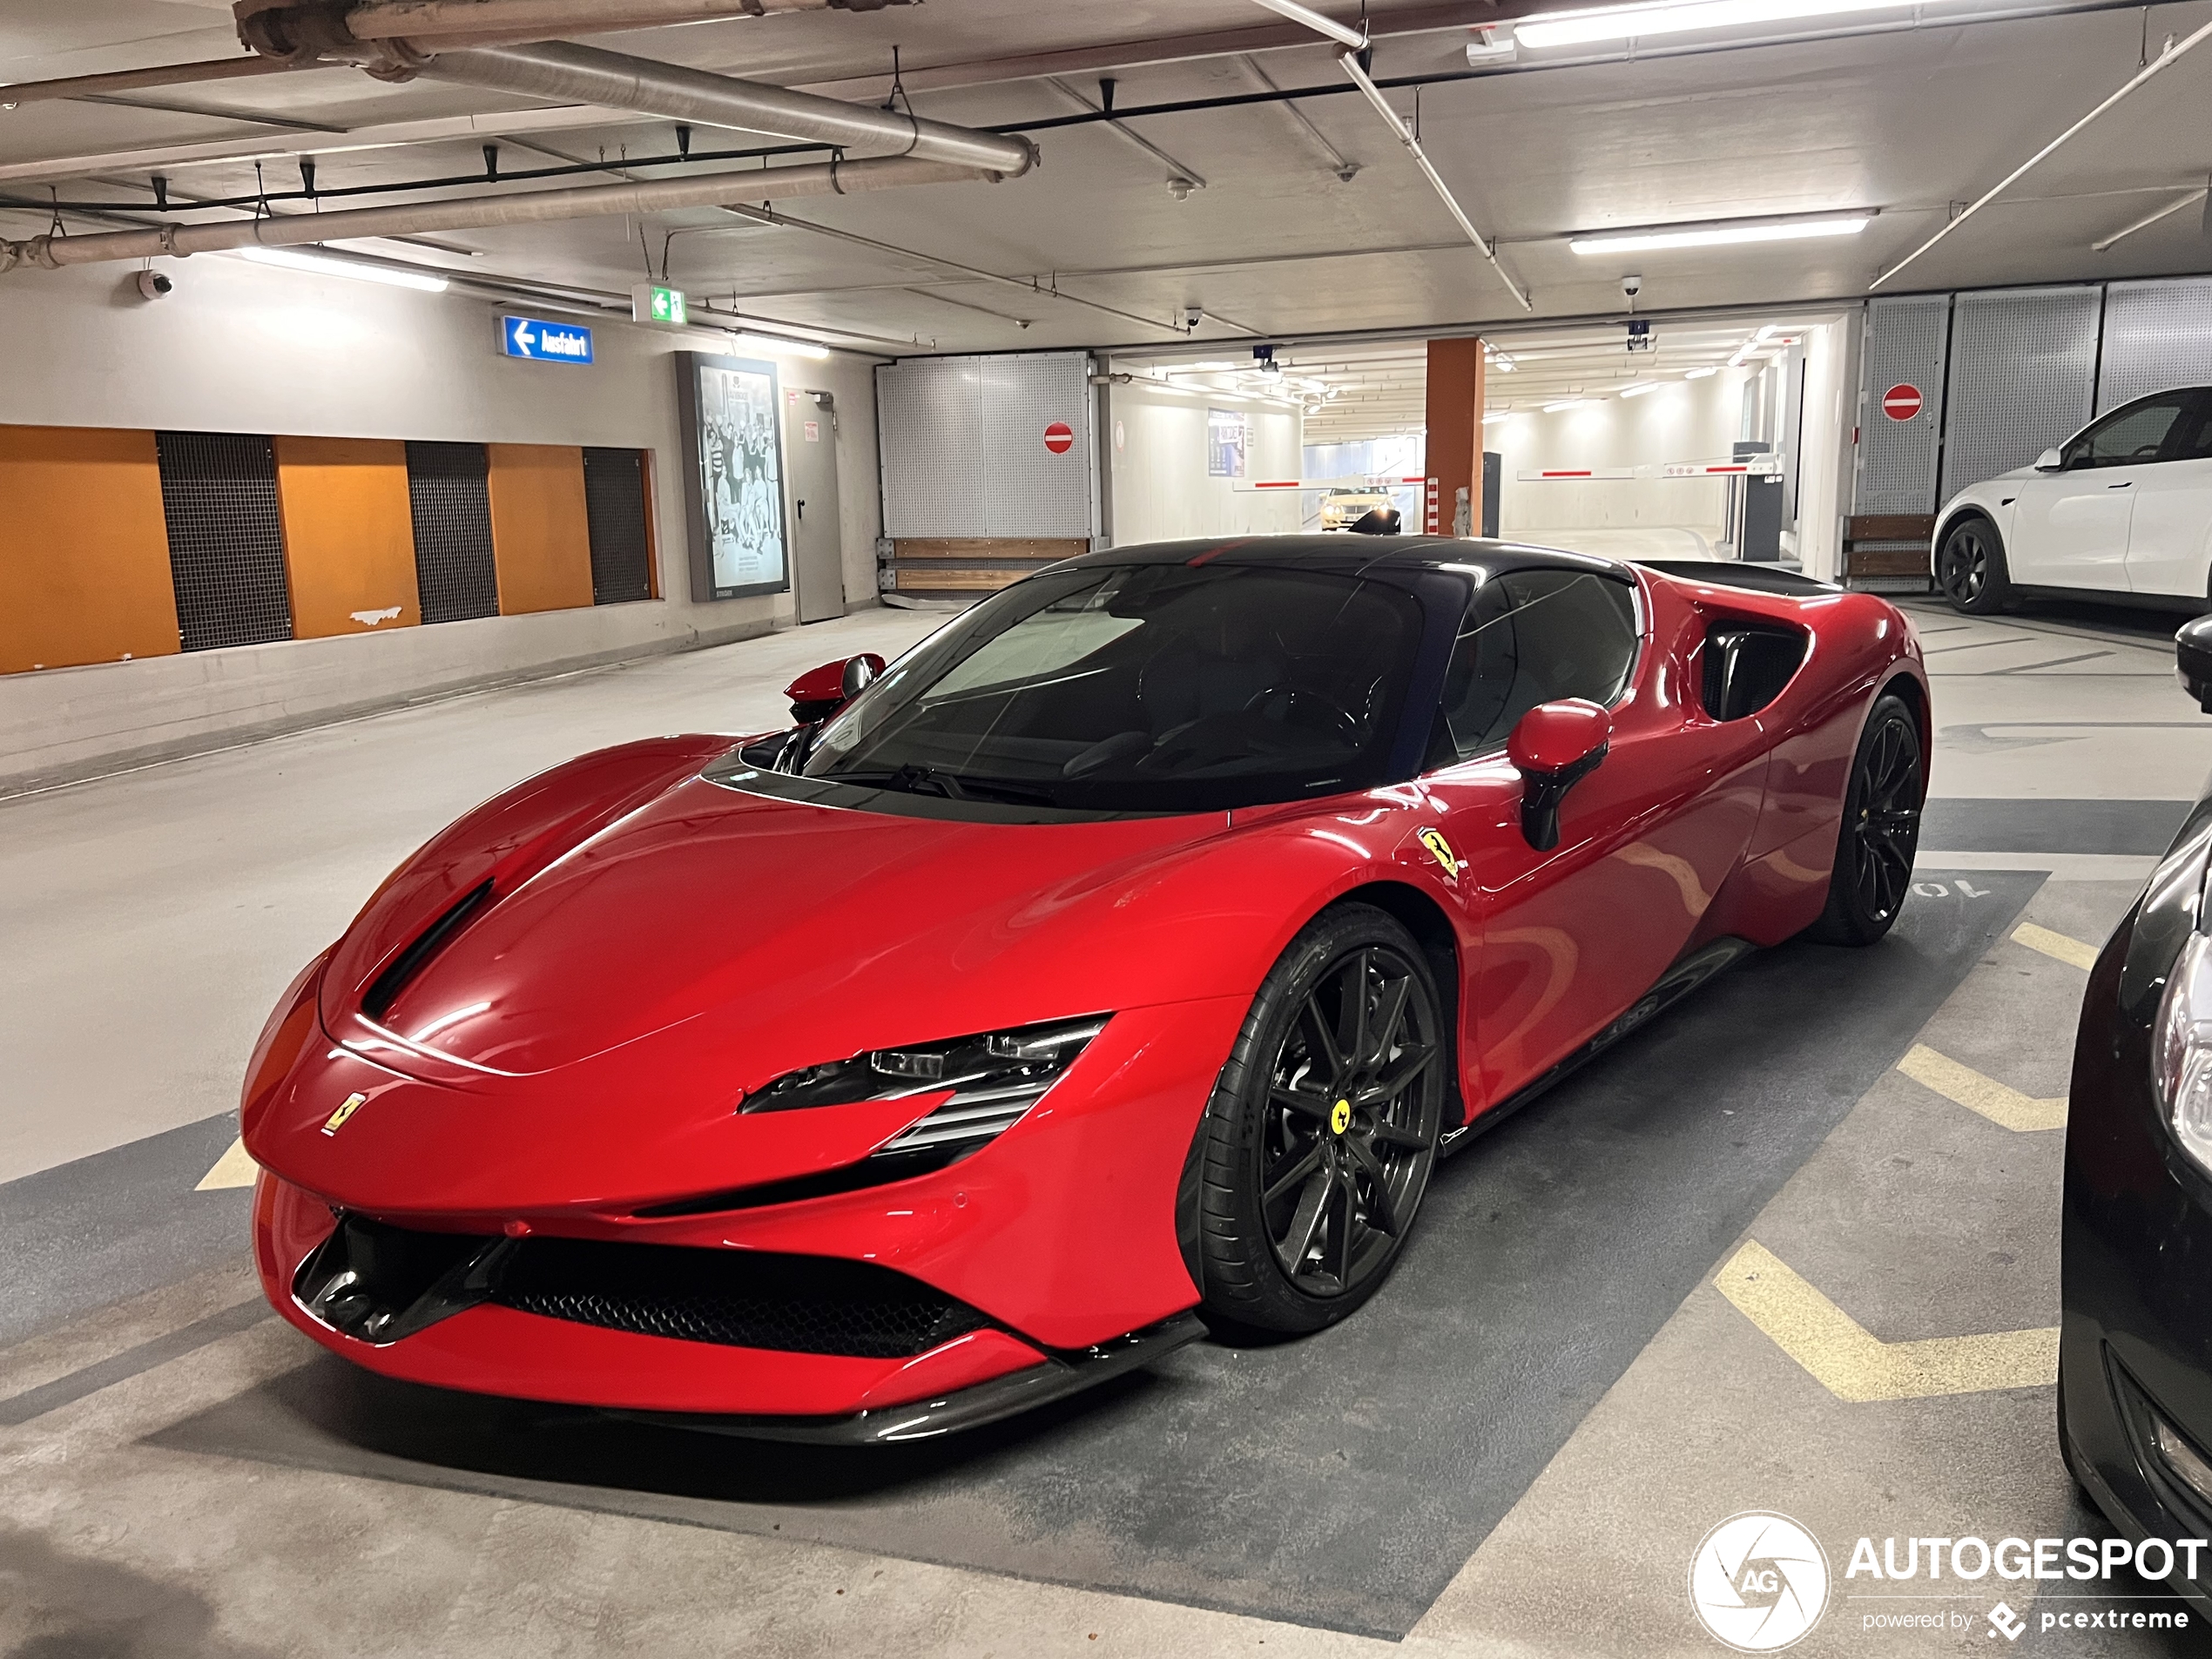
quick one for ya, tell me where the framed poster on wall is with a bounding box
[677,352,790,600]
[1207,407,1248,479]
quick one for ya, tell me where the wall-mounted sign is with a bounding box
[632,283,688,326]
[1882,382,1924,421]
[677,353,790,602]
[1208,408,1248,478]
[500,315,594,364]
[1043,421,1075,455]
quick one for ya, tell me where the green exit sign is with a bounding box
[631,283,688,326]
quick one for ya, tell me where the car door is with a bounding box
[1416,569,1762,1109]
[2125,390,2212,602]
[2010,394,2194,590]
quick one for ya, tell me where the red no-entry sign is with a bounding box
[1043,421,1075,454]
[1882,383,1924,421]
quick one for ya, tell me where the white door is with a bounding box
[2009,392,2195,592]
[2125,394,2212,601]
[2006,470,2136,590]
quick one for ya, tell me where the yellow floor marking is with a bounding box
[1896,1043,2067,1132]
[194,1136,259,1191]
[2012,922,2101,972]
[1716,1241,2057,1402]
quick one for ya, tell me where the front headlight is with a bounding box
[744,1014,1109,1156]
[2157,932,2212,1170]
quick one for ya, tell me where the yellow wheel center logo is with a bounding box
[1331,1098,1352,1134]
[1418,826,1459,879]
[320,1093,367,1136]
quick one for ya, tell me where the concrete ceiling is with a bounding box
[4,0,2211,356]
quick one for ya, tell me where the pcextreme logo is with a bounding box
[1689,1512,1831,1652]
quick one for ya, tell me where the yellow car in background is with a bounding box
[1318,488,1396,531]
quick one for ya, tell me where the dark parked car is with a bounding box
[2059,613,2212,1610]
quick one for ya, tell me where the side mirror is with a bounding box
[2033,447,2065,472]
[1507,699,1611,851]
[786,653,886,725]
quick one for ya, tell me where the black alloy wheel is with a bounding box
[1935,517,2013,615]
[1190,904,1446,1334]
[1809,694,1925,946]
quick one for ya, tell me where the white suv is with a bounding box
[1932,387,2212,614]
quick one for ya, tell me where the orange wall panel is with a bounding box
[0,425,179,675]
[486,443,595,615]
[273,435,421,639]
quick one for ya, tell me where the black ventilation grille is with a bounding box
[490,1237,990,1359]
[405,442,500,624]
[582,447,653,605]
[361,880,494,1021]
[155,430,293,652]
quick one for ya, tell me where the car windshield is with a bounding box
[803,562,1430,813]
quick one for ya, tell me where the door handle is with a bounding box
[796,498,806,520]
[2107,481,2133,489]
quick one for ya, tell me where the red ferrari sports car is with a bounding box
[242,538,1929,1441]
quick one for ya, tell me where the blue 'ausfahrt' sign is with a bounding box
[501,315,594,364]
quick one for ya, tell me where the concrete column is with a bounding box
[1423,338,1486,536]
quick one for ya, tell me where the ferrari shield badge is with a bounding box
[321,1093,367,1136]
[1418,827,1460,881]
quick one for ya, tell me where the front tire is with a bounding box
[1934,516,2013,615]
[1192,905,1445,1335]
[1808,694,1925,946]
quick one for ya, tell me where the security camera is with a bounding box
[136,270,172,300]
[1184,304,1204,330]
[1621,273,1643,300]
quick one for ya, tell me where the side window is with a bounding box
[2063,396,2190,469]
[1431,570,1640,763]
[2172,392,2212,462]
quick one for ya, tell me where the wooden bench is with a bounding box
[1843,515,1934,590]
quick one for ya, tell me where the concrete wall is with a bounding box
[1104,381,1304,547]
[0,256,882,792]
[1490,370,1745,542]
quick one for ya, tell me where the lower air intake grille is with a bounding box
[489,1238,989,1359]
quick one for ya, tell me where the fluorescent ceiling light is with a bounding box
[1542,397,1599,412]
[1481,410,1514,423]
[1618,381,1663,397]
[728,331,830,360]
[1568,212,1871,254]
[1684,365,1719,378]
[237,245,448,292]
[1516,0,1919,51]
[1183,361,1238,372]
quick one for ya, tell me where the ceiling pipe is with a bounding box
[0,153,992,273]
[2091,185,2210,253]
[1338,51,1532,311]
[0,56,303,107]
[1871,13,2212,289]
[233,0,909,57]
[403,42,1033,172]
[340,0,903,44]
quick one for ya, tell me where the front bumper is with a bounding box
[251,994,1249,1423]
[2059,794,2212,1615]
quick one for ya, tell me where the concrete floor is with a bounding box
[1,591,2205,1656]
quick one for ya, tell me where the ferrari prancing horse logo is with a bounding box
[321,1093,367,1136]
[1418,826,1460,880]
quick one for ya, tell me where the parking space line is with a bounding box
[1896,1044,2067,1131]
[2011,921,2101,971]
[1715,1242,2057,1402]
[193,1136,258,1192]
